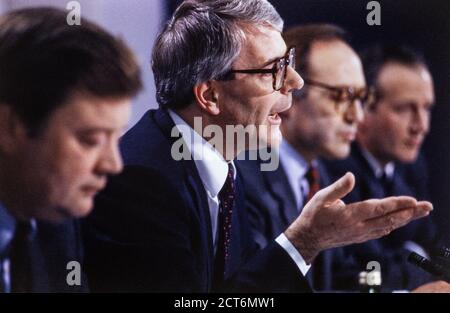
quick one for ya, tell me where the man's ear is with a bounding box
[0,105,27,153]
[193,81,220,115]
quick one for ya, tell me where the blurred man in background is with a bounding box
[325,45,438,291]
[237,23,372,290]
[0,7,141,292]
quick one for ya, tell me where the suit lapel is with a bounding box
[390,168,413,197]
[352,144,385,199]
[153,108,214,289]
[262,163,298,225]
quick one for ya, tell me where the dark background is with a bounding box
[167,0,450,245]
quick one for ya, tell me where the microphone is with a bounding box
[437,246,450,260]
[408,252,450,283]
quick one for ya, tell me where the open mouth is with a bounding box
[267,112,282,125]
[268,112,279,118]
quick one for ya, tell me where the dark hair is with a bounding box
[0,7,142,135]
[283,24,349,82]
[152,0,283,110]
[361,44,427,89]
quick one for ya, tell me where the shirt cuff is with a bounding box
[275,233,311,276]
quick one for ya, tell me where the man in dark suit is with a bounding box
[83,0,432,292]
[0,8,141,292]
[236,24,373,291]
[324,45,438,291]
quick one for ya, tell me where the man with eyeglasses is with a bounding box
[325,45,441,291]
[84,1,432,292]
[236,24,377,291]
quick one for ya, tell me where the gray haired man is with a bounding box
[84,0,432,292]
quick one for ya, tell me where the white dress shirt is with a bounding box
[360,147,395,180]
[168,110,310,274]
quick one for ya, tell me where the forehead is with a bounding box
[308,40,365,87]
[47,95,131,131]
[233,26,287,68]
[377,63,434,102]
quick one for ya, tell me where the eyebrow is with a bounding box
[259,47,290,68]
[76,127,118,135]
[260,56,282,68]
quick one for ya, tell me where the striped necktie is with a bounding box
[305,164,320,202]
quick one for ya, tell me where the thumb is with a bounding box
[318,172,355,203]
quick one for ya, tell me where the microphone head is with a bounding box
[438,246,450,259]
[408,252,444,278]
[408,251,426,266]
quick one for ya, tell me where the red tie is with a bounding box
[305,164,320,202]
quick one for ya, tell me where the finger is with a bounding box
[317,172,355,203]
[347,196,418,220]
[417,201,433,212]
[364,206,431,233]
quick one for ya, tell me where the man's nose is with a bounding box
[343,99,364,124]
[97,141,124,175]
[411,107,430,135]
[280,66,304,94]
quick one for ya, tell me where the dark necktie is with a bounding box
[305,164,320,202]
[9,221,37,293]
[213,163,236,286]
[303,165,322,289]
[380,172,394,197]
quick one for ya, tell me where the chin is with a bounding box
[63,198,95,219]
[254,131,280,150]
[337,148,351,159]
[398,152,419,164]
[267,128,283,147]
[324,145,350,160]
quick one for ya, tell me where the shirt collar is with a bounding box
[360,146,395,179]
[280,140,310,181]
[168,109,234,198]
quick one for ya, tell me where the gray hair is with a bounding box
[152,0,283,109]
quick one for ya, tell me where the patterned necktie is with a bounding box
[213,163,236,285]
[305,164,320,202]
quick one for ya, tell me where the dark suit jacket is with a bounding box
[82,109,311,292]
[324,142,437,291]
[0,205,87,293]
[236,156,346,291]
[30,220,88,292]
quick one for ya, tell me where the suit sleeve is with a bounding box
[83,165,310,292]
[220,175,311,292]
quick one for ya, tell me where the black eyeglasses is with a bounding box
[303,78,375,113]
[224,46,296,91]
